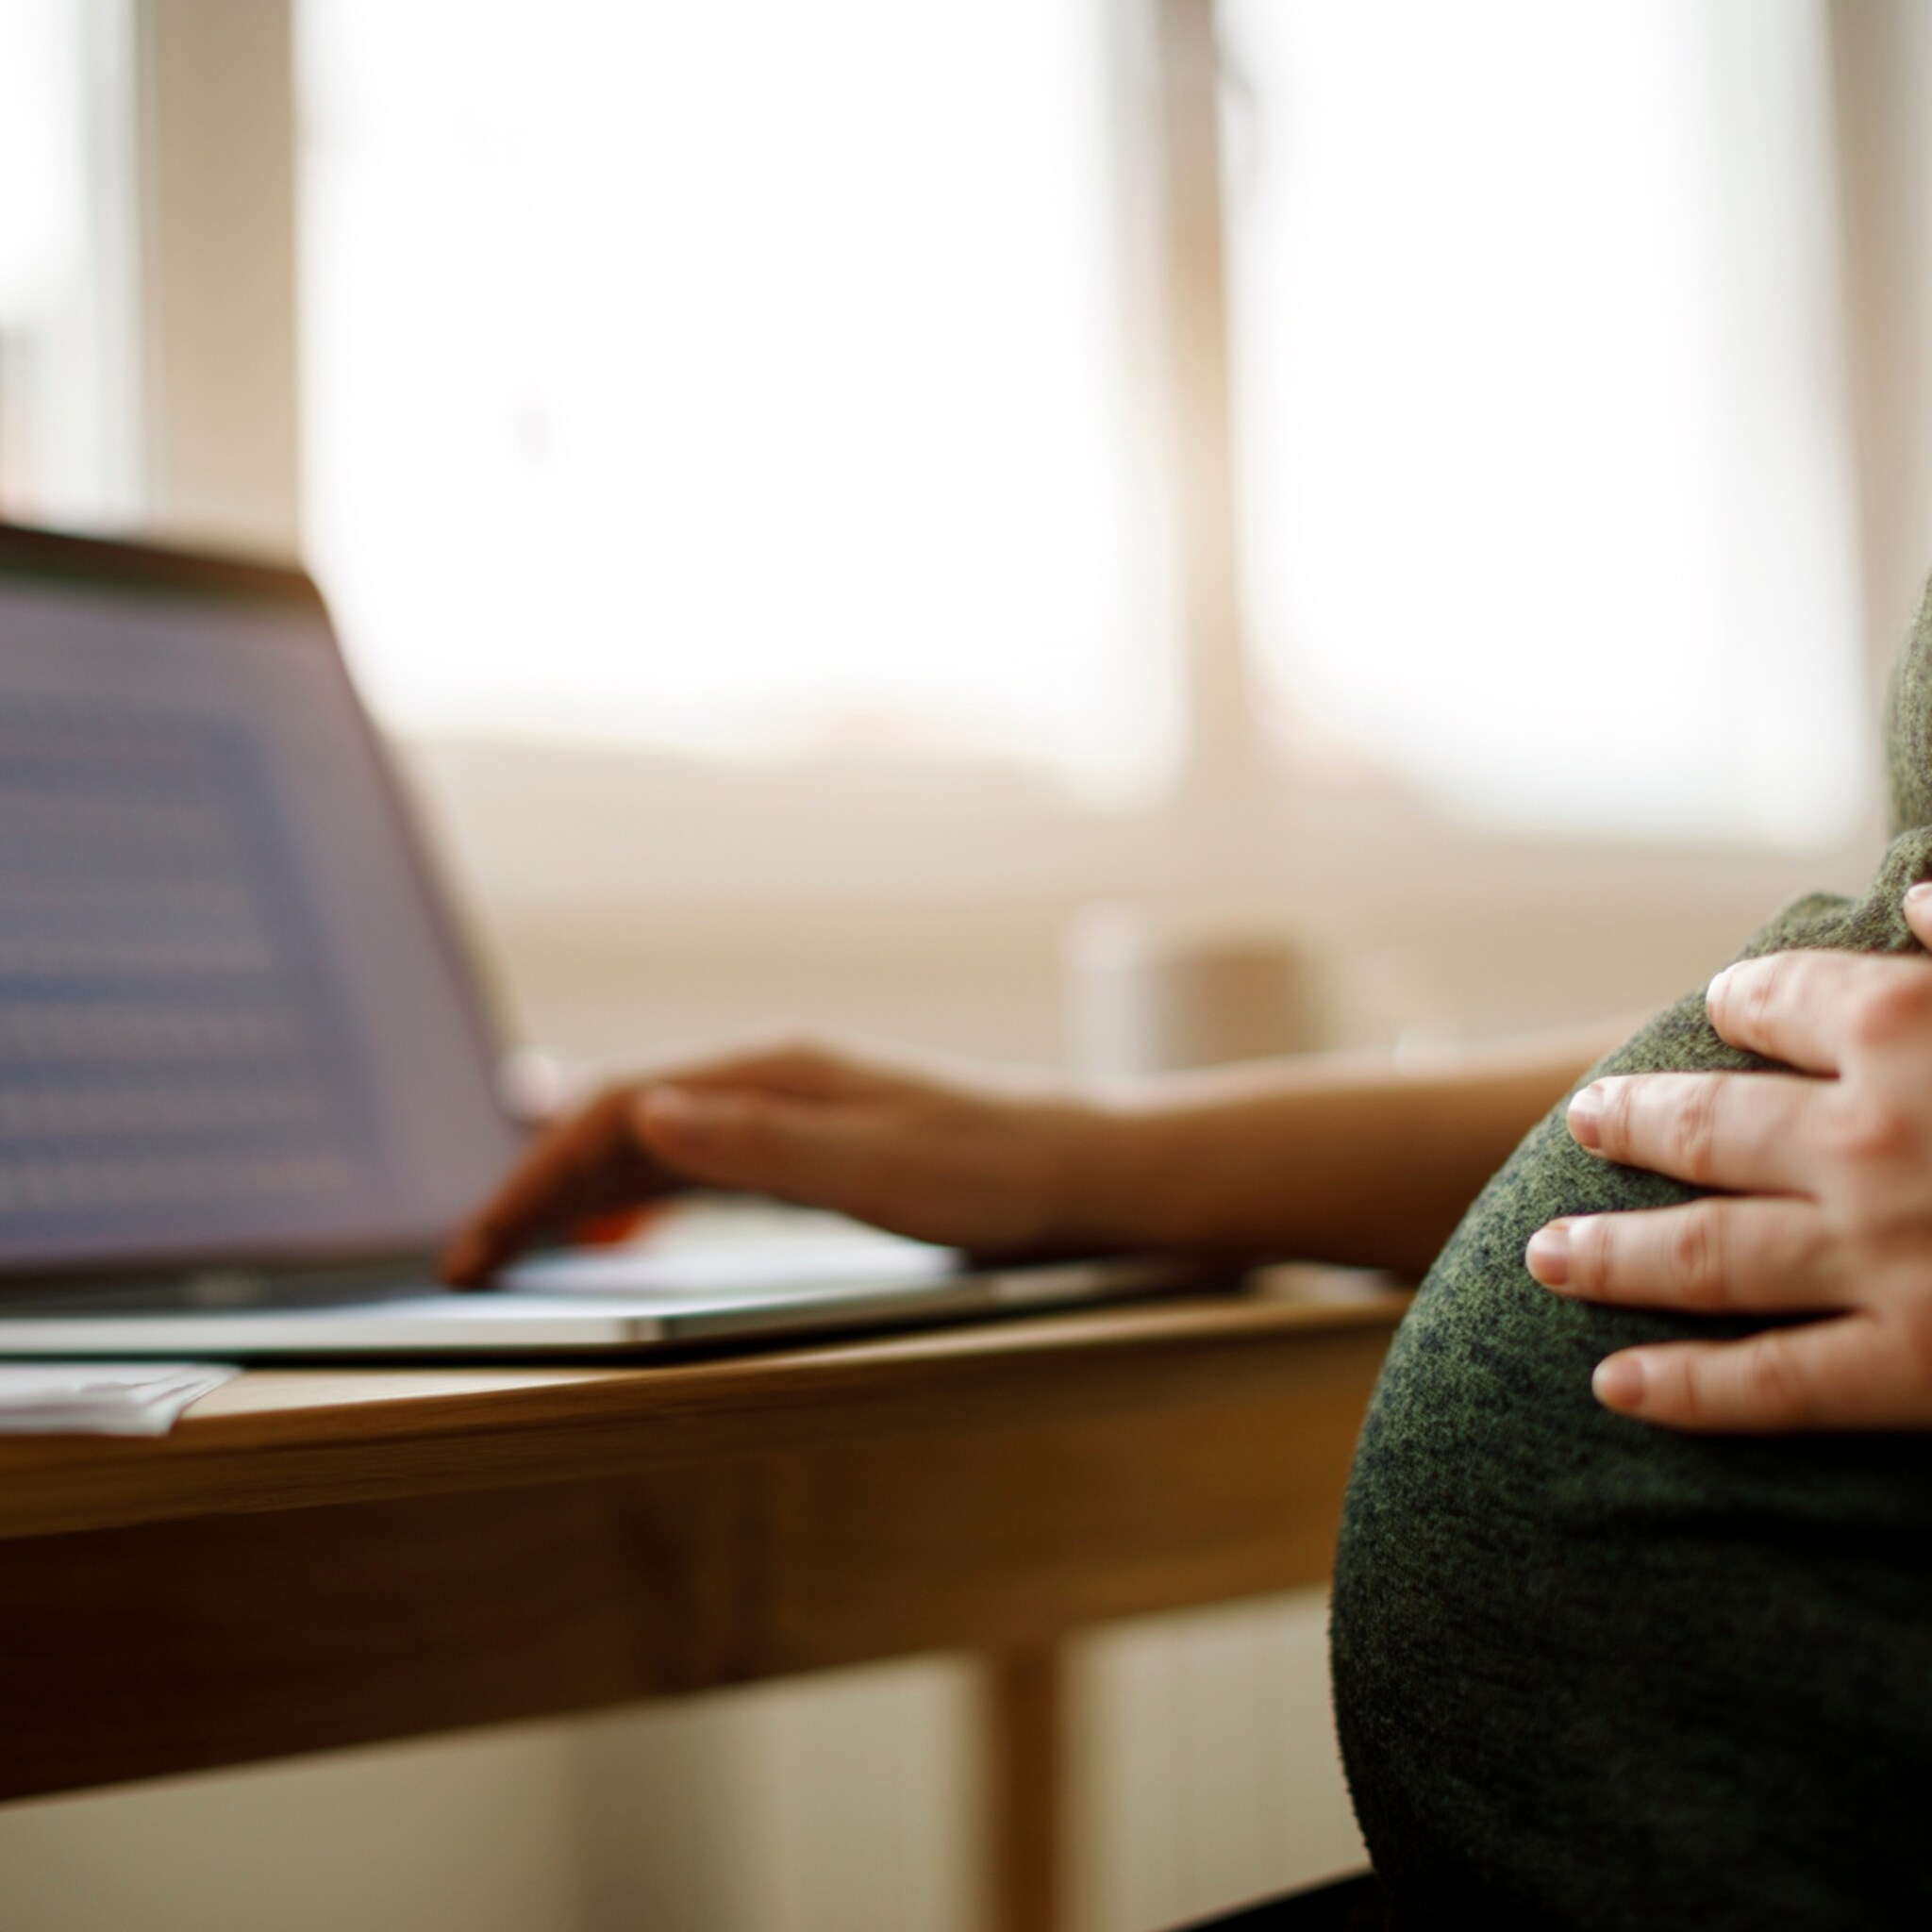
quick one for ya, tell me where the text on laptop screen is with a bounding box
[0,556,520,1276]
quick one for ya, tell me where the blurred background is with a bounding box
[2,1,1930,1926]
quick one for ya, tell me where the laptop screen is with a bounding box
[0,529,521,1280]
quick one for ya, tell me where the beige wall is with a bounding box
[0,1723,585,1932]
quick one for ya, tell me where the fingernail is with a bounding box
[1907,881,1932,909]
[1567,1086,1603,1151]
[1592,1353,1646,1410]
[1706,963,1737,1008]
[1525,1222,1572,1288]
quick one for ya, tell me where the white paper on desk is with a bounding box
[0,1362,240,1436]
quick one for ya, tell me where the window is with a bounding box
[298,0,1174,806]
[1220,0,1870,845]
[0,0,141,532]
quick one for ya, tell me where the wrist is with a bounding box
[1032,1093,1174,1254]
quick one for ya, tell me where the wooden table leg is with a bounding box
[985,1641,1070,1932]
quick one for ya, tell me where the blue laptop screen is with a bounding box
[0,544,520,1276]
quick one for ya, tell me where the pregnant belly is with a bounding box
[1329,1111,1932,1932]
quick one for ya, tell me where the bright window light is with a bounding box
[0,0,136,529]
[0,3,86,327]
[1222,0,1871,845]
[297,0,1174,805]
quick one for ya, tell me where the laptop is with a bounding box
[0,523,1191,1359]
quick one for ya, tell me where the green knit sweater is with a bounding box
[1330,585,1932,1931]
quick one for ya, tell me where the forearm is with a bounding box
[1067,1024,1625,1276]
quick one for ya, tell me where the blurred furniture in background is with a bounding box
[0,1285,1402,1932]
[1066,911,1324,1078]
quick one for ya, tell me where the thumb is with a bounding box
[1907,879,1932,951]
[632,1084,865,1209]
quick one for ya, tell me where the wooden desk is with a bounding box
[0,1286,1403,1931]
